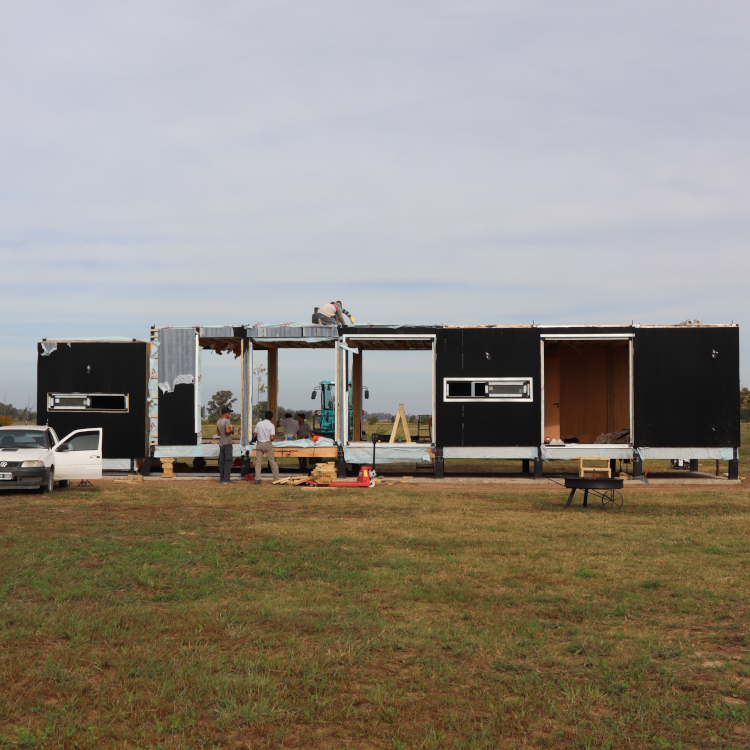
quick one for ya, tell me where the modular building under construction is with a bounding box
[36,322,741,479]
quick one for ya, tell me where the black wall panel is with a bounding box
[435,328,541,446]
[158,385,198,446]
[37,342,149,459]
[634,327,739,447]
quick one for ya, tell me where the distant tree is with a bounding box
[368,414,379,425]
[408,414,417,423]
[207,390,236,419]
[742,387,750,421]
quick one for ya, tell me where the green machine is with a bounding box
[311,380,368,440]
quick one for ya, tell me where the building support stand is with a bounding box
[434,447,444,479]
[689,458,699,472]
[336,443,347,478]
[633,455,643,478]
[522,459,530,474]
[729,450,739,480]
[533,456,543,479]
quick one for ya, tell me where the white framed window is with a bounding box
[48,393,129,412]
[443,377,533,403]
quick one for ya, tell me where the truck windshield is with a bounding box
[0,430,49,450]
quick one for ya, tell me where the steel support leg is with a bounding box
[689,459,699,472]
[522,459,530,474]
[728,455,739,481]
[583,489,589,507]
[633,455,643,478]
[336,444,347,478]
[610,459,617,476]
[533,456,543,479]
[565,488,576,508]
[434,447,444,479]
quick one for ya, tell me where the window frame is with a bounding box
[47,393,130,412]
[442,377,534,403]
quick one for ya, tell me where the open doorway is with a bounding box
[543,337,632,444]
[342,334,436,444]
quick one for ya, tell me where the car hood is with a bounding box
[0,448,48,462]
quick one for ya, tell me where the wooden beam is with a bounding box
[352,349,362,441]
[268,348,278,420]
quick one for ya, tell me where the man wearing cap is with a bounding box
[216,406,234,485]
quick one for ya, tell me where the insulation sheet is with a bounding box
[154,437,336,458]
[442,446,538,459]
[343,443,432,464]
[541,444,634,461]
[103,459,131,471]
[636,447,735,460]
[158,328,197,392]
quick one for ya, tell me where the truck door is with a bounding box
[54,429,103,480]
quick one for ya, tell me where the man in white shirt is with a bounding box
[278,412,299,440]
[253,410,280,484]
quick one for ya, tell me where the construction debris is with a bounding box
[310,462,338,485]
[114,474,145,483]
[272,476,312,485]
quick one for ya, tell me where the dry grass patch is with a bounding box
[0,480,749,748]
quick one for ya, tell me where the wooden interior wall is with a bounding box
[544,354,561,439]
[612,346,630,432]
[544,341,630,444]
[560,345,608,443]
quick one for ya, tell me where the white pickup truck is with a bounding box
[0,425,103,493]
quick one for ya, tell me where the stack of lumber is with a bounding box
[310,462,337,485]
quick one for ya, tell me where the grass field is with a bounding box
[1,470,750,748]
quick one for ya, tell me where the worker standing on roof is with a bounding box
[313,301,354,326]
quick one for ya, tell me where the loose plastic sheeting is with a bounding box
[343,444,432,464]
[636,447,734,461]
[442,447,538,459]
[158,327,197,392]
[103,459,131,471]
[40,342,58,356]
[154,437,336,458]
[541,444,634,461]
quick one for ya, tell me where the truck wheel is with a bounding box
[41,471,54,494]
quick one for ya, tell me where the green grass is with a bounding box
[1,479,750,748]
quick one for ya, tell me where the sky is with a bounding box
[1,0,749,414]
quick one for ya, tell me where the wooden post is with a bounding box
[352,349,362,442]
[268,348,278,420]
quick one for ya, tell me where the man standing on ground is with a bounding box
[279,412,299,440]
[216,406,234,485]
[253,410,280,484]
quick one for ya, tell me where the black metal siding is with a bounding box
[36,342,149,459]
[435,328,541,446]
[634,327,739,447]
[158,386,198,446]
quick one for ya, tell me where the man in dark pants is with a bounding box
[216,406,234,485]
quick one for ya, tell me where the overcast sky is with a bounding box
[1,0,748,413]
